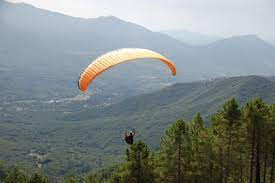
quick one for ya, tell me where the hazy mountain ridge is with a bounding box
[1,0,275,105]
[0,0,188,54]
[162,29,222,45]
[0,0,189,103]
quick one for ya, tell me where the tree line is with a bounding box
[0,98,274,183]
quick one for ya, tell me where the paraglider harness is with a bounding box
[124,129,136,145]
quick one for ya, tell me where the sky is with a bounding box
[7,0,275,41]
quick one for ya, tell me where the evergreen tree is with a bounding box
[111,141,154,183]
[219,98,241,182]
[211,113,227,182]
[189,113,205,182]
[29,173,47,183]
[158,119,191,183]
[268,104,275,183]
[84,173,101,183]
[0,161,7,182]
[1,98,274,183]
[211,99,241,182]
[243,98,270,183]
[65,173,79,183]
[189,113,217,183]
[126,141,154,183]
[5,167,28,183]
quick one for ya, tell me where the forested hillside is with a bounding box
[0,76,274,178]
[67,76,275,122]
[1,98,274,183]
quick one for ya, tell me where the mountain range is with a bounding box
[1,0,275,104]
[162,29,222,45]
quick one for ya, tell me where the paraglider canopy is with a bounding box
[78,48,177,92]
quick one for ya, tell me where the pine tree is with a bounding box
[243,98,270,183]
[5,167,28,183]
[221,98,241,182]
[211,98,244,182]
[0,161,7,182]
[111,141,154,183]
[29,173,47,183]
[211,113,227,183]
[189,113,206,182]
[84,173,101,183]
[65,173,79,183]
[158,119,191,183]
[269,104,275,183]
[126,141,154,183]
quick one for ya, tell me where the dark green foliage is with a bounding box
[5,167,28,183]
[0,165,50,183]
[0,98,274,182]
[84,173,102,183]
[65,173,79,183]
[211,98,242,182]
[29,173,47,183]
[84,165,119,183]
[157,119,191,182]
[243,98,271,183]
[127,141,154,183]
[110,141,155,183]
[0,161,7,182]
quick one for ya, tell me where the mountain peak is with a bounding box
[91,15,129,24]
[96,15,121,21]
[227,34,263,42]
[1,0,31,7]
[208,34,272,49]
